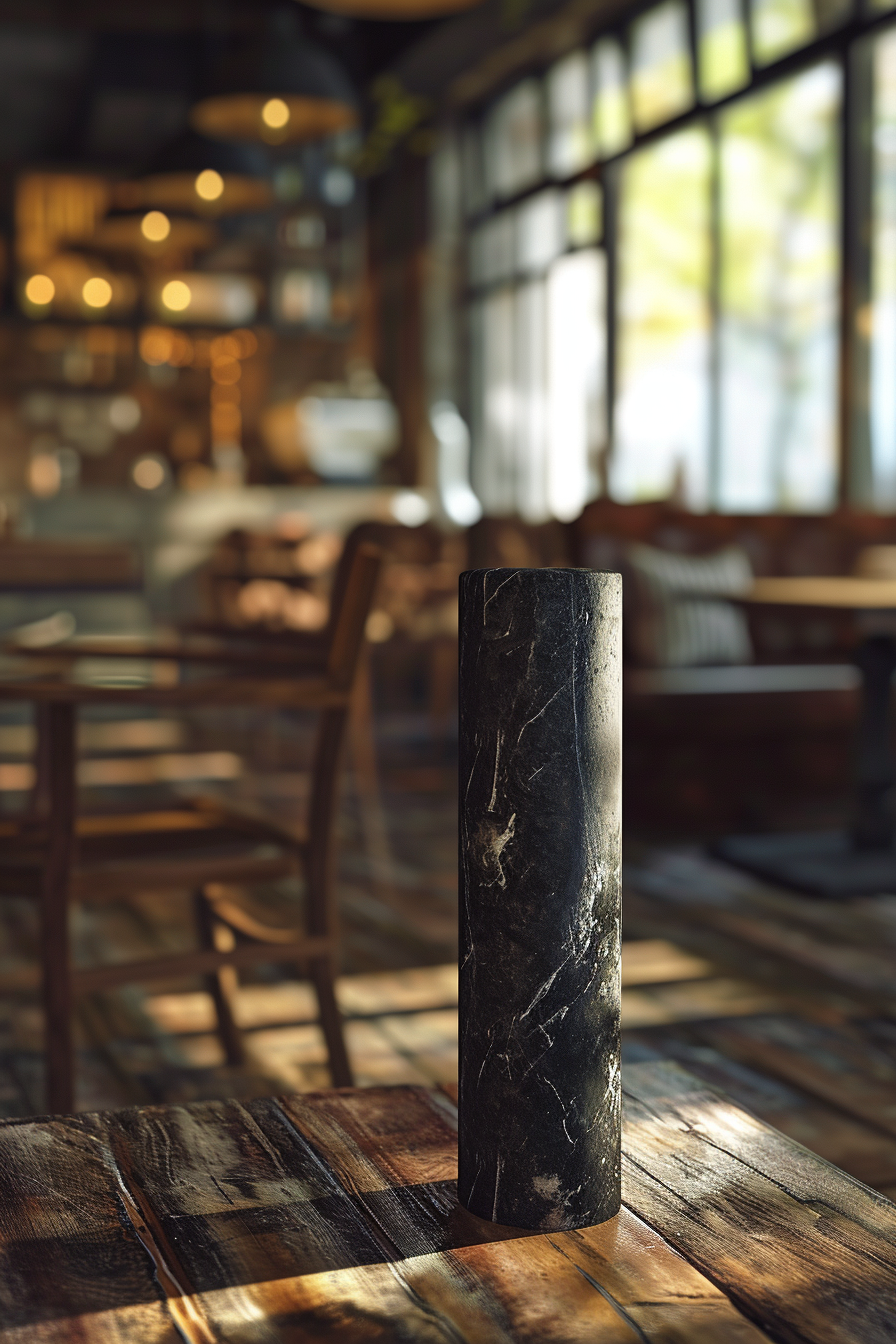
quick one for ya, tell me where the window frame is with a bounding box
[450,0,896,514]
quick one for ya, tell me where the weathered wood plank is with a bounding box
[696,1014,896,1140]
[620,938,716,986]
[100,1092,640,1341]
[5,1073,894,1341]
[0,1115,178,1342]
[625,1034,896,1191]
[0,673,341,711]
[99,1097,393,1285]
[622,1060,896,1344]
[623,885,870,1020]
[626,853,896,1013]
[281,1087,773,1341]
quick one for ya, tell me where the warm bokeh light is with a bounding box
[195,169,224,201]
[236,579,328,631]
[262,97,290,129]
[211,403,242,436]
[232,328,258,359]
[141,210,171,242]
[140,326,194,366]
[366,610,395,643]
[210,334,241,361]
[168,332,194,366]
[140,327,173,366]
[28,453,61,497]
[162,279,191,312]
[211,356,241,385]
[108,396,142,433]
[25,274,54,305]
[294,532,343,576]
[132,456,166,490]
[179,462,215,491]
[82,277,112,308]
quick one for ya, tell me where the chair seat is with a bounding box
[203,879,311,944]
[0,802,305,901]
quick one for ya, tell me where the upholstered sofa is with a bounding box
[469,506,896,837]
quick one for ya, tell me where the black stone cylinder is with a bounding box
[458,567,622,1231]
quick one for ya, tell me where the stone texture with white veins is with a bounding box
[457,567,622,1231]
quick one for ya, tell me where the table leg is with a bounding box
[27,703,54,822]
[852,633,896,850]
[39,702,77,1113]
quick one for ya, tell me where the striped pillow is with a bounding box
[625,542,754,667]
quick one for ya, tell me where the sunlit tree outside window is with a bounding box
[697,0,750,101]
[591,39,633,157]
[718,64,840,511]
[871,28,896,507]
[630,1,695,132]
[546,52,592,178]
[450,0,895,520]
[546,250,607,520]
[611,128,713,508]
[750,0,814,65]
[471,290,517,514]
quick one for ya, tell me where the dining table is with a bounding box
[1,1060,895,1342]
[716,575,896,897]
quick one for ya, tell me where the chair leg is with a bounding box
[41,703,77,1115]
[348,651,397,906]
[193,888,245,1067]
[309,958,353,1087]
[42,890,74,1114]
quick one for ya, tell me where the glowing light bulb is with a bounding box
[132,456,166,490]
[195,169,224,201]
[262,98,290,129]
[29,452,61,497]
[25,275,54,305]
[141,210,171,242]
[82,277,112,308]
[161,280,191,312]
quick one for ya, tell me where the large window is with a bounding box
[443,0,896,518]
[468,234,606,521]
[871,26,896,506]
[718,64,841,511]
[613,128,712,508]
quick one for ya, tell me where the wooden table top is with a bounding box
[0,663,341,709]
[1,1062,894,1342]
[0,538,141,591]
[747,576,896,610]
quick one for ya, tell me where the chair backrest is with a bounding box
[324,520,444,644]
[326,541,383,691]
[467,518,571,571]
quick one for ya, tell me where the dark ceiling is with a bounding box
[0,0,443,170]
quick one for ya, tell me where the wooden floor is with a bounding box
[2,707,896,1209]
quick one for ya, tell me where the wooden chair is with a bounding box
[0,542,383,1113]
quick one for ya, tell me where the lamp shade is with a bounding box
[300,0,482,17]
[91,214,219,256]
[115,131,274,216]
[190,12,357,145]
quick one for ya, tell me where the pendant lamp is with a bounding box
[190,10,357,146]
[300,0,481,17]
[115,131,274,217]
[91,213,219,256]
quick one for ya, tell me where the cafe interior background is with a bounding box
[2,0,896,1198]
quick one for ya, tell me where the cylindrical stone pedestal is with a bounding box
[458,567,622,1231]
